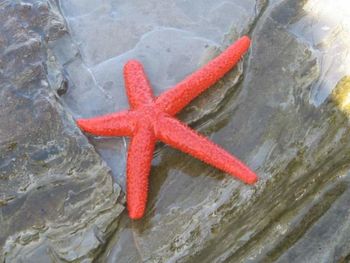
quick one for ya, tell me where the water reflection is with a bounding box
[63,0,350,261]
[290,0,350,105]
[89,136,128,191]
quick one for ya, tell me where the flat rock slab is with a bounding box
[53,0,266,188]
[3,0,350,262]
[99,0,350,262]
[0,1,123,261]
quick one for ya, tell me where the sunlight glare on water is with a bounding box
[291,0,350,106]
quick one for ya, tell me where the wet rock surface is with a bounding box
[0,1,123,262]
[99,0,350,262]
[54,0,267,188]
[2,0,350,262]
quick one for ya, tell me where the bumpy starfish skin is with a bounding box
[77,36,257,219]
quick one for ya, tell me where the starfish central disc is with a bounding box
[136,104,166,129]
[76,36,258,219]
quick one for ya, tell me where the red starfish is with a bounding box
[77,36,257,219]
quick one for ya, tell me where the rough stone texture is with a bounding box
[98,0,350,262]
[0,1,123,262]
[3,0,350,262]
[272,78,350,263]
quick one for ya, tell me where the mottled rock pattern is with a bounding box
[3,0,350,262]
[98,0,350,262]
[0,1,123,261]
[270,77,350,263]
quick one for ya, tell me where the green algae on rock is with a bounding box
[331,76,350,116]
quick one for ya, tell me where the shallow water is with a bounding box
[57,0,350,261]
[2,0,350,261]
[56,0,264,191]
[289,0,350,106]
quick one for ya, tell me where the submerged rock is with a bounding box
[0,1,123,261]
[98,0,350,262]
[274,77,350,263]
[3,0,350,262]
[53,0,267,188]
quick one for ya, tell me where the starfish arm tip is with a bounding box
[128,207,143,219]
[241,35,251,43]
[237,35,251,54]
[76,118,88,131]
[75,111,137,136]
[76,118,102,135]
[129,210,144,220]
[229,164,258,185]
[124,59,142,69]
[244,173,258,185]
[124,60,154,108]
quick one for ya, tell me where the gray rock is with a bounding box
[52,0,267,189]
[0,1,123,262]
[276,176,350,263]
[98,0,350,262]
[3,0,350,262]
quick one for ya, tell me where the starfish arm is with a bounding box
[127,125,156,219]
[155,36,251,116]
[156,116,257,184]
[124,60,154,109]
[76,110,137,137]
